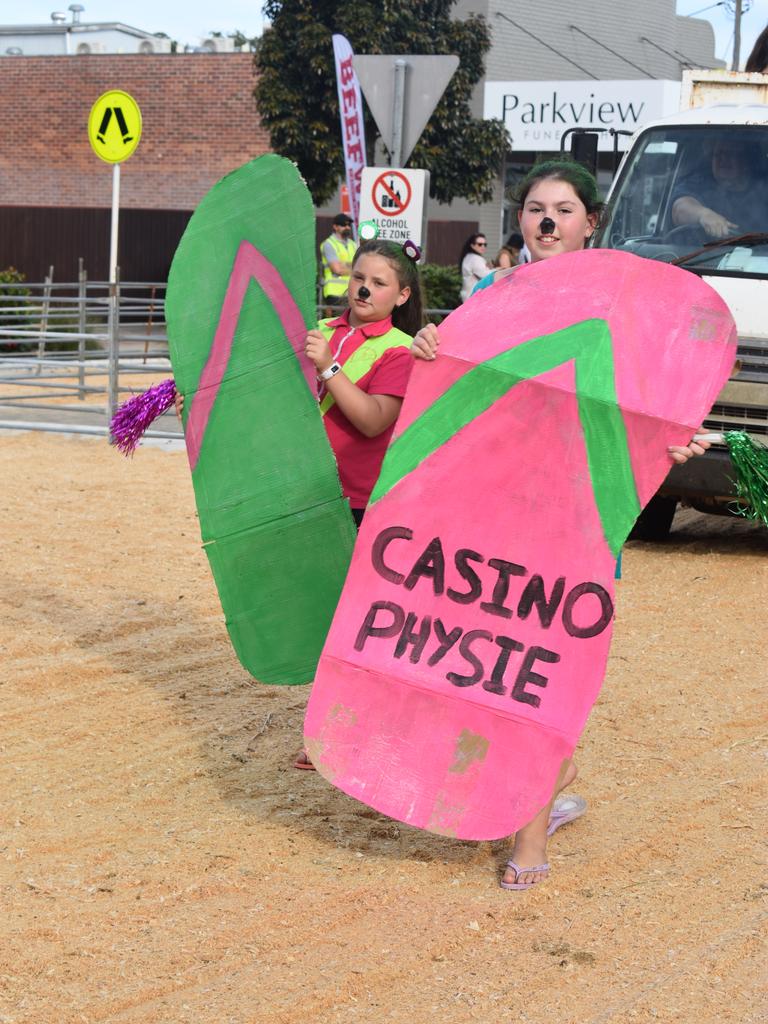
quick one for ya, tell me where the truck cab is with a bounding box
[589,74,768,537]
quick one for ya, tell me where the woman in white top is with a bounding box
[458,233,490,302]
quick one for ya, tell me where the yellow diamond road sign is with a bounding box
[88,90,142,163]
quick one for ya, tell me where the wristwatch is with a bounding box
[319,361,342,381]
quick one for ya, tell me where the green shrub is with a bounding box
[0,267,33,349]
[0,266,29,311]
[419,263,461,318]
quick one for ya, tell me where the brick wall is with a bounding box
[0,54,270,210]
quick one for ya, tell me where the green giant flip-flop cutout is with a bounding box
[165,156,357,684]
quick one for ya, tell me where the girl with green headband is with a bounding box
[411,158,711,891]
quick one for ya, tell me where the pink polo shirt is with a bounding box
[320,310,412,508]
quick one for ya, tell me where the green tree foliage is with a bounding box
[255,1,508,207]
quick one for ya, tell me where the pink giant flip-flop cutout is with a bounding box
[304,250,736,840]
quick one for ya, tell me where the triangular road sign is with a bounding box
[353,54,459,165]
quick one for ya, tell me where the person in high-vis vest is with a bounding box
[305,238,422,527]
[320,213,357,306]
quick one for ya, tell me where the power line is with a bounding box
[684,2,725,17]
[639,34,720,69]
[494,11,600,79]
[568,25,655,78]
[640,34,694,67]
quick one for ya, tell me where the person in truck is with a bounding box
[671,136,768,239]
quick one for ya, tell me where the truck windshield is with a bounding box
[593,125,768,273]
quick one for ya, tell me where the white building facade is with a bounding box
[432,0,723,249]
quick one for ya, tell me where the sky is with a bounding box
[4,0,768,66]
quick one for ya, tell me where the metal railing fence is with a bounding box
[0,266,454,441]
[0,267,179,440]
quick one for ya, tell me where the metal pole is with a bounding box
[35,265,54,375]
[107,266,120,430]
[143,285,156,365]
[391,58,407,167]
[77,257,86,399]
[106,163,120,430]
[109,163,120,286]
[732,0,742,70]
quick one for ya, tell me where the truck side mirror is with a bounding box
[570,132,599,178]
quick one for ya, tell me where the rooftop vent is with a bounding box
[50,12,67,22]
[68,4,84,24]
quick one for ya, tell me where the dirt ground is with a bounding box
[1,431,766,1024]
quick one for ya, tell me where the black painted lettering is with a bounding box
[371,525,412,585]
[562,582,614,639]
[502,94,519,119]
[446,629,493,688]
[447,548,484,605]
[353,600,405,651]
[517,574,566,629]
[394,612,432,664]
[482,635,524,695]
[403,536,445,595]
[511,646,561,708]
[427,619,463,666]
[480,558,526,619]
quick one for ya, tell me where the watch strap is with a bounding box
[319,361,342,381]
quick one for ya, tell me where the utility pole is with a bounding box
[732,0,742,70]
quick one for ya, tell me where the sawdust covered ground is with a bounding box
[1,433,766,1024]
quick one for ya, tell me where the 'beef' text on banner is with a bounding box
[332,34,367,232]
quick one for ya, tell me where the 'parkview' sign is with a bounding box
[484,79,681,151]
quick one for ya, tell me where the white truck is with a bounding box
[588,69,768,538]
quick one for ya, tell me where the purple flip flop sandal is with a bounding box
[547,794,587,836]
[500,860,550,891]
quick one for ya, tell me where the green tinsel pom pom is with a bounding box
[724,431,768,528]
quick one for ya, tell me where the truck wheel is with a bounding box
[629,495,678,541]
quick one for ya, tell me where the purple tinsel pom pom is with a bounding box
[110,377,177,456]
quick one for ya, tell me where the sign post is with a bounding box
[87,90,142,427]
[352,55,457,259]
[353,54,458,166]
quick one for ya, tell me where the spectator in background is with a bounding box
[745,24,768,72]
[321,213,356,309]
[505,231,526,265]
[458,233,490,302]
[494,245,517,269]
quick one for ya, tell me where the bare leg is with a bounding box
[501,758,578,888]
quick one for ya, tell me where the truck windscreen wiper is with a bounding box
[672,232,768,267]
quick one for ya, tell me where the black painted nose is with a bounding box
[540,217,556,234]
[357,286,370,299]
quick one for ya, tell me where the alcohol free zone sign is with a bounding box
[358,168,429,251]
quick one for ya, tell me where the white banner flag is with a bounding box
[332,34,367,234]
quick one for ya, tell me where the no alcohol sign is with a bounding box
[358,167,429,253]
[88,90,142,163]
[372,170,412,216]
